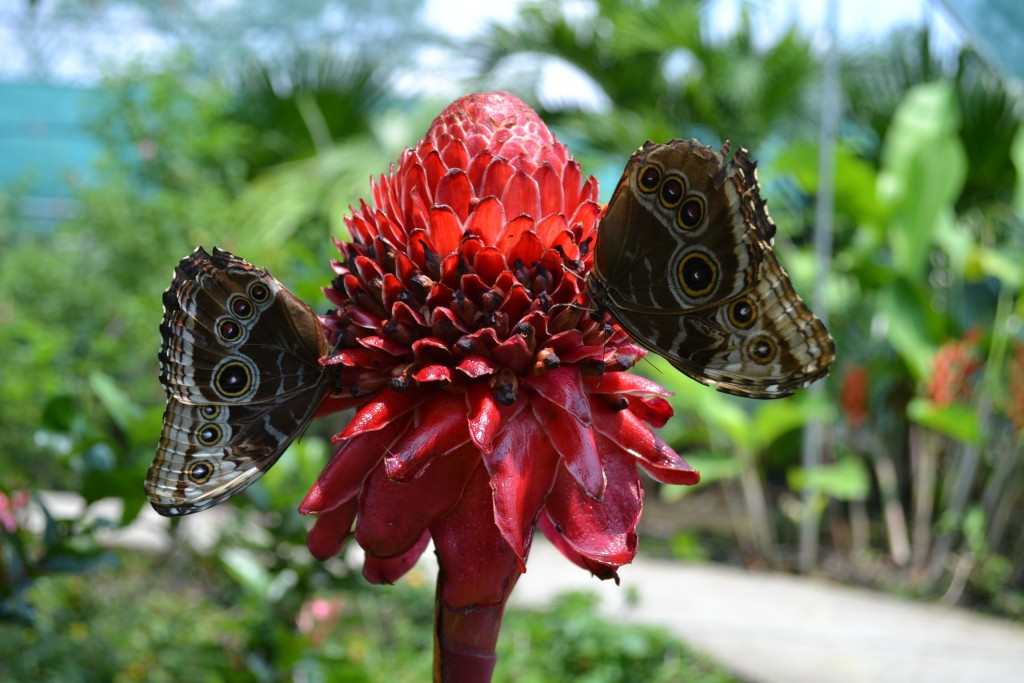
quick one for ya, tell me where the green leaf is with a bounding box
[677,451,742,486]
[1014,124,1024,217]
[787,457,871,501]
[907,397,981,445]
[751,396,835,448]
[967,246,1024,288]
[220,547,273,596]
[667,532,709,562]
[878,82,967,278]
[648,357,751,447]
[774,140,884,224]
[878,278,939,381]
[40,394,75,432]
[89,372,141,432]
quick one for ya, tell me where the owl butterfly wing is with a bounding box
[147,247,330,516]
[593,139,767,313]
[656,248,834,397]
[158,246,328,406]
[147,392,324,516]
[591,138,834,398]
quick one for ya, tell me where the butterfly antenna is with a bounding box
[546,243,586,277]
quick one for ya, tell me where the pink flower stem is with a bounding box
[433,566,522,683]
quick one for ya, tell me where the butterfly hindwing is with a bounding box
[146,247,332,516]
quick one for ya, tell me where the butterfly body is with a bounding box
[589,139,834,398]
[147,247,334,516]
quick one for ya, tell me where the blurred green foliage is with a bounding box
[0,560,736,683]
[2,0,1024,679]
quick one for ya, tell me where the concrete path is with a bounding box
[514,541,1024,683]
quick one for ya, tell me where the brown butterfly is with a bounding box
[588,139,834,398]
[146,247,334,516]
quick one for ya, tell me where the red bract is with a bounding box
[303,92,698,682]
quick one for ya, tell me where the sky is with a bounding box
[420,0,956,45]
[415,0,963,110]
[0,0,964,88]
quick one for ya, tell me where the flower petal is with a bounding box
[501,170,540,221]
[544,439,640,567]
[535,163,565,219]
[431,462,522,608]
[584,371,673,398]
[531,398,605,500]
[491,334,532,376]
[464,195,505,244]
[420,149,447,193]
[440,138,469,173]
[499,214,533,248]
[301,418,411,514]
[457,354,499,379]
[336,387,424,441]
[481,157,514,200]
[384,392,471,481]
[483,408,558,570]
[356,443,479,559]
[524,366,592,426]
[627,395,673,429]
[362,530,431,584]
[591,400,699,485]
[427,205,463,256]
[314,394,364,418]
[537,513,620,581]
[434,168,473,222]
[509,230,543,268]
[467,382,499,453]
[412,363,453,383]
[306,498,358,561]
[534,213,568,247]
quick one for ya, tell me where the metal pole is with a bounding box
[798,0,839,573]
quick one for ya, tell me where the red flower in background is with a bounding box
[0,490,28,534]
[1007,343,1024,432]
[929,328,982,406]
[303,92,698,681]
[840,365,869,428]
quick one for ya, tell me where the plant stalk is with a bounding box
[433,566,519,683]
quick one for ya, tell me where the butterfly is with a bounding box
[146,247,334,516]
[588,139,834,398]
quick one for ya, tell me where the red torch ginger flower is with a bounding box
[303,92,698,682]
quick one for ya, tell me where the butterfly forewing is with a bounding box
[147,247,333,516]
[590,139,834,398]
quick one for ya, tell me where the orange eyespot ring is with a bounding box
[748,336,777,364]
[213,358,254,399]
[677,196,705,230]
[659,176,685,208]
[677,251,718,298]
[637,164,661,193]
[728,298,757,329]
[197,424,223,446]
[188,461,214,484]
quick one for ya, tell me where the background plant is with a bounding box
[2,0,1023,679]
